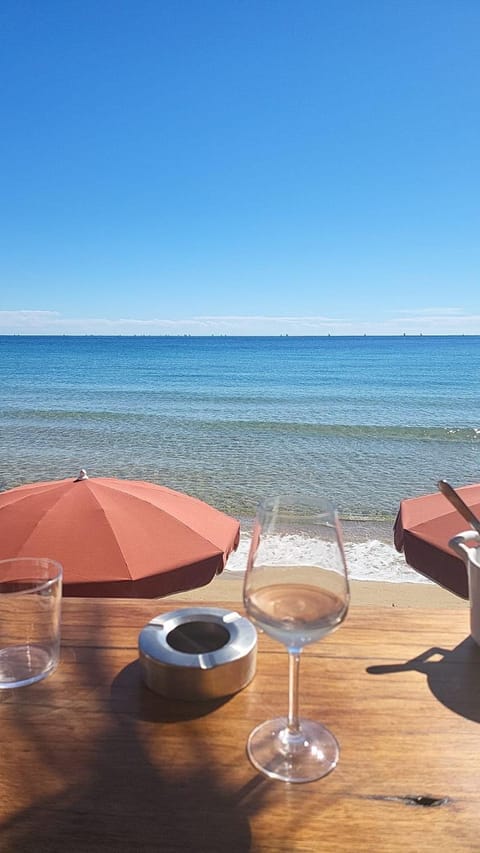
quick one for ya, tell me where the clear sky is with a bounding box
[1,0,479,335]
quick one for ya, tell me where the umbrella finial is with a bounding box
[74,468,89,482]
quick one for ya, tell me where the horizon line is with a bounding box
[0,333,477,339]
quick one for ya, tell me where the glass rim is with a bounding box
[0,557,63,595]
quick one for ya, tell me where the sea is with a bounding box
[1,334,479,584]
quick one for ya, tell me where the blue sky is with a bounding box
[1,0,479,335]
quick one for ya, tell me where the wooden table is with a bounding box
[1,599,479,852]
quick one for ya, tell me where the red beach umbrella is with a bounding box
[0,470,240,598]
[393,483,480,600]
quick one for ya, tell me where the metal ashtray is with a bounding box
[138,607,257,701]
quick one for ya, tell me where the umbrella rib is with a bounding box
[87,484,227,575]
[17,485,129,576]
[6,487,75,552]
[95,481,225,554]
[86,487,131,573]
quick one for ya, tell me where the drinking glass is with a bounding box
[243,495,349,783]
[0,557,63,688]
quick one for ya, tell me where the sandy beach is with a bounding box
[170,571,469,610]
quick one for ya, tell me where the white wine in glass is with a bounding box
[243,495,349,783]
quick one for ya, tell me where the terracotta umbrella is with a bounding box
[393,483,480,600]
[0,470,240,598]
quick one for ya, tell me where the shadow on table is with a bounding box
[110,659,231,722]
[0,600,255,853]
[367,635,480,723]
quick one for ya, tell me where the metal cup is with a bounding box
[449,531,480,646]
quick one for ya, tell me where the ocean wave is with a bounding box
[2,408,480,441]
[212,421,480,441]
[1,408,139,422]
[225,532,430,585]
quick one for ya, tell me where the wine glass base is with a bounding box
[247,717,339,783]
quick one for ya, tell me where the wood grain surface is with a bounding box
[0,599,478,852]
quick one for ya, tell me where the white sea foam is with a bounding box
[225,532,431,585]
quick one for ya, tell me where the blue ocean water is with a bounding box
[1,335,479,582]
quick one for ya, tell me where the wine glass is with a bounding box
[243,495,349,783]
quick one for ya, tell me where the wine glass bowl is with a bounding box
[243,495,349,783]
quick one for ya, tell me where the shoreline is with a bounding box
[169,571,469,610]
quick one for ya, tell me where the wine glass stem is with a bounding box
[287,650,302,732]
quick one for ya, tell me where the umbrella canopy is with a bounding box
[0,471,240,598]
[393,484,480,600]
